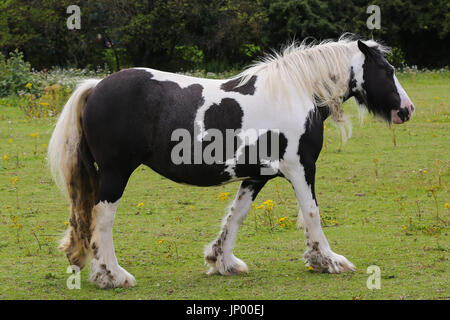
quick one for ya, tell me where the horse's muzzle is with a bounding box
[392,104,414,124]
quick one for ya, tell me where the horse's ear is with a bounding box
[357,40,373,58]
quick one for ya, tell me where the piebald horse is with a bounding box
[48,37,414,288]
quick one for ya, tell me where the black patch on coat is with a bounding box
[234,130,288,178]
[203,98,243,172]
[220,76,257,95]
[241,180,268,201]
[204,98,244,131]
[297,109,325,203]
[312,95,331,121]
[317,106,331,122]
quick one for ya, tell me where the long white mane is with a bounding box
[237,35,389,140]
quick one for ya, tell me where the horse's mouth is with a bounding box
[391,105,413,124]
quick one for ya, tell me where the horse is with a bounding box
[48,36,414,288]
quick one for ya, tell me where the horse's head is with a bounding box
[350,40,414,124]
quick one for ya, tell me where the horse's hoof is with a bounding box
[90,261,136,289]
[305,247,355,274]
[205,255,248,275]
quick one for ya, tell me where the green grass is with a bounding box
[0,71,448,300]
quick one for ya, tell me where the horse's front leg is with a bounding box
[205,180,267,275]
[284,163,355,273]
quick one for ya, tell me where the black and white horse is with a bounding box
[48,37,414,288]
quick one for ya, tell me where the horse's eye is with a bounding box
[387,69,394,76]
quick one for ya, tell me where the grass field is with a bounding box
[0,71,448,300]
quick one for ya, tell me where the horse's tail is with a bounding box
[48,79,100,269]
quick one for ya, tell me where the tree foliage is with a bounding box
[0,0,448,71]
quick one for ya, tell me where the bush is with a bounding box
[174,45,204,71]
[102,48,133,72]
[0,50,42,97]
[0,49,111,117]
[387,47,406,69]
[17,66,110,118]
[19,84,72,118]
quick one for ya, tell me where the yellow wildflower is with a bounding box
[277,216,287,224]
[263,199,274,210]
[307,266,314,271]
[137,202,144,207]
[401,225,407,230]
[25,83,32,90]
[30,133,39,138]
[10,176,18,185]
[218,192,230,201]
[157,239,165,245]
[445,203,449,209]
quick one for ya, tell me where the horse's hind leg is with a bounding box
[205,180,267,275]
[89,170,136,288]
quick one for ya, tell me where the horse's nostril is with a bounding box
[397,108,409,122]
[410,104,415,112]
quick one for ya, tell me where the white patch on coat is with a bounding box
[351,52,366,94]
[393,75,413,112]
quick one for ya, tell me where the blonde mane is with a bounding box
[237,35,389,140]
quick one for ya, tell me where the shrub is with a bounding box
[102,47,133,72]
[0,50,110,117]
[174,45,204,71]
[0,50,42,97]
[387,47,406,69]
[19,84,73,118]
